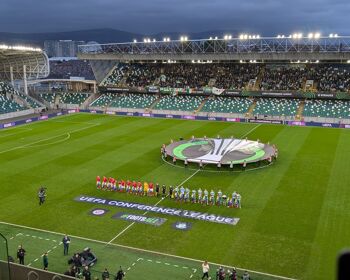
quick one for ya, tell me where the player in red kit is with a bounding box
[96,176,101,189]
[149,182,154,196]
[102,176,107,190]
[119,180,125,192]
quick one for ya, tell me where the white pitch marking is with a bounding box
[0,123,99,154]
[182,266,188,269]
[164,263,170,266]
[156,261,161,264]
[147,259,153,262]
[137,258,143,262]
[34,258,38,262]
[127,267,131,271]
[0,219,298,279]
[16,233,22,236]
[132,263,136,266]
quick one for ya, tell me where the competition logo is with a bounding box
[172,221,192,231]
[165,138,275,165]
[76,195,239,226]
[89,208,109,216]
[112,212,166,226]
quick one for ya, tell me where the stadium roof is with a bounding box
[78,35,350,62]
[0,45,49,80]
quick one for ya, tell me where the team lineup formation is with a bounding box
[96,176,242,208]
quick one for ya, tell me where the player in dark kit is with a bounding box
[169,186,174,198]
[155,183,160,197]
[162,184,166,197]
[38,187,46,205]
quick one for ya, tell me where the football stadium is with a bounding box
[1,33,350,280]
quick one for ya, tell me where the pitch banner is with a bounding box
[75,195,239,226]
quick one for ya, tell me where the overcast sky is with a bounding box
[1,0,349,35]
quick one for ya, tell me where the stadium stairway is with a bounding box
[195,96,210,114]
[54,94,61,106]
[295,100,306,120]
[253,66,265,90]
[99,64,119,86]
[82,92,99,108]
[30,92,49,107]
[245,98,257,117]
[146,95,162,111]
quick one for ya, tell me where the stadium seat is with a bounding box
[154,95,204,111]
[109,93,157,109]
[201,96,252,114]
[253,98,300,116]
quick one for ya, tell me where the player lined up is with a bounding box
[96,176,242,208]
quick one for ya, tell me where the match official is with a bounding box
[62,235,71,255]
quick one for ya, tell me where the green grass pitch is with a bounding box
[0,113,350,280]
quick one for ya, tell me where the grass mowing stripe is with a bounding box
[106,123,262,243]
[0,221,296,280]
[0,122,99,154]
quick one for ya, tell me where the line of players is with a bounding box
[96,176,242,208]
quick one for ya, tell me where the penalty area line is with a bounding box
[0,123,99,154]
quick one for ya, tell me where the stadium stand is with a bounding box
[102,63,260,89]
[125,64,161,87]
[39,93,57,104]
[214,64,260,89]
[109,93,157,109]
[90,93,116,107]
[102,64,129,86]
[260,66,307,91]
[0,81,41,109]
[154,95,204,111]
[253,98,300,117]
[16,91,42,108]
[0,93,25,113]
[59,92,90,105]
[48,60,95,80]
[201,96,253,114]
[313,65,350,92]
[303,99,350,118]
